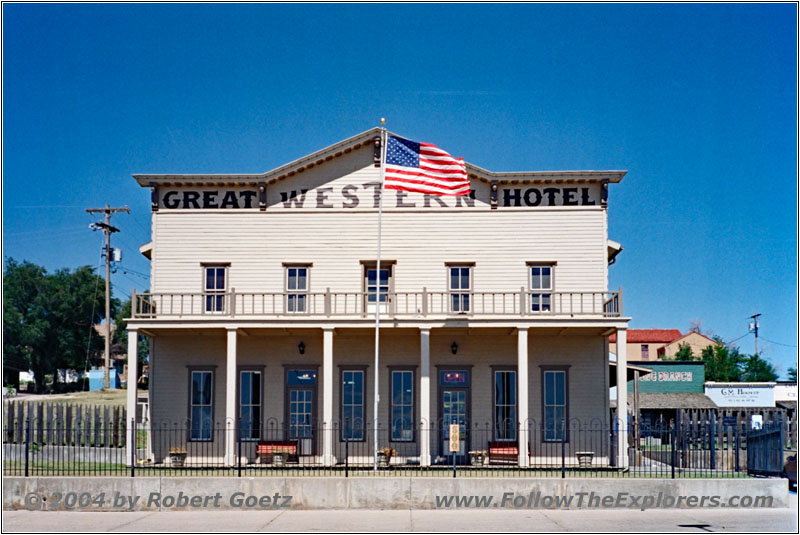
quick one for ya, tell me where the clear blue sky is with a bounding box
[3,4,797,377]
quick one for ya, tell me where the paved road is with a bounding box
[3,506,798,532]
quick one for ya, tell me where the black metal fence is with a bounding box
[4,417,783,478]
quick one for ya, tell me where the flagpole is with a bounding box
[373,118,387,471]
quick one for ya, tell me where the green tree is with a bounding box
[701,344,744,382]
[740,354,779,382]
[788,367,797,383]
[3,258,116,391]
[671,343,695,361]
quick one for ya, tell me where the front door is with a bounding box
[438,369,470,463]
[286,369,317,456]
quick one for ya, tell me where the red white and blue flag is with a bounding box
[384,135,470,196]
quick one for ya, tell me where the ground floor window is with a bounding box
[493,368,517,441]
[239,369,262,440]
[542,367,569,442]
[189,369,214,441]
[390,369,414,442]
[341,368,365,441]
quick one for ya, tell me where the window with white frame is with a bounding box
[542,368,568,442]
[285,266,309,313]
[529,264,553,312]
[448,265,472,313]
[641,345,650,360]
[341,369,365,441]
[190,370,214,441]
[203,264,227,313]
[494,369,517,441]
[239,370,261,441]
[391,369,414,442]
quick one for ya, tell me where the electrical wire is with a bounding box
[760,337,797,348]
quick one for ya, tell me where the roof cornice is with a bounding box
[133,128,627,186]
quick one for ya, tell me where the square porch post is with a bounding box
[225,328,237,466]
[419,328,431,467]
[125,328,139,467]
[322,327,334,466]
[615,328,629,468]
[517,327,530,467]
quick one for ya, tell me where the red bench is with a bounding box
[256,440,299,464]
[488,441,519,464]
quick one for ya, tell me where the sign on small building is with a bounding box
[704,382,776,408]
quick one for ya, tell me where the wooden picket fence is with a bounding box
[3,401,126,448]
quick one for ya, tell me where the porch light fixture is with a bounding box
[298,341,305,355]
[451,341,458,355]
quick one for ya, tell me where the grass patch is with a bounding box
[5,389,127,408]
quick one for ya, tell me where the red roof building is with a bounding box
[609,329,683,361]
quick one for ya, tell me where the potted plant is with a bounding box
[377,447,396,468]
[169,446,187,467]
[575,451,594,467]
[468,450,487,466]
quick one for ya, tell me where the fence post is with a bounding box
[130,418,136,478]
[710,412,716,470]
[734,424,740,473]
[670,422,675,479]
[24,417,30,477]
[237,421,242,478]
[561,419,566,479]
[345,438,349,478]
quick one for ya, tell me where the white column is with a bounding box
[517,327,529,467]
[419,328,431,467]
[616,328,629,468]
[322,328,334,466]
[125,329,139,466]
[225,328,237,466]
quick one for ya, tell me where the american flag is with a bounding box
[384,135,470,196]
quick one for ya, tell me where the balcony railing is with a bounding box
[132,288,622,319]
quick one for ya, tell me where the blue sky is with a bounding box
[3,4,797,377]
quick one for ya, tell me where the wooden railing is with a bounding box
[132,288,623,319]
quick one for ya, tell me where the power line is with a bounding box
[760,337,797,348]
[726,332,751,345]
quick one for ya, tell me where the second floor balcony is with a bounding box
[131,288,623,320]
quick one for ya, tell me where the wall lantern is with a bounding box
[451,341,458,355]
[298,341,306,355]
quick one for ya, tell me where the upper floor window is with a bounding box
[448,264,473,313]
[529,264,553,312]
[203,264,227,313]
[641,344,650,360]
[285,265,310,313]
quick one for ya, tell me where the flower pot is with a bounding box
[576,452,594,467]
[170,453,186,467]
[273,452,287,466]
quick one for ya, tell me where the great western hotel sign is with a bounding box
[156,184,603,210]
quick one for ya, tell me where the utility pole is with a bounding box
[87,205,130,389]
[749,313,761,356]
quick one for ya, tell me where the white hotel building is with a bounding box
[125,128,632,468]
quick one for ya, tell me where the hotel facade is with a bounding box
[124,128,632,468]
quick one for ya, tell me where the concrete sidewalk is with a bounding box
[3,507,798,532]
